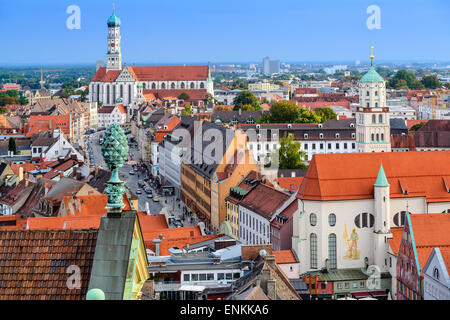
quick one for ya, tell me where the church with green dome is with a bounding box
[355,46,392,153]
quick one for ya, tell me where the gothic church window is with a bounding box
[190,82,195,89]
[200,82,205,89]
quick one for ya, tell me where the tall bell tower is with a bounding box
[106,6,122,71]
[355,47,391,153]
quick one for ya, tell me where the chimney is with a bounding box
[49,119,52,129]
[19,166,24,182]
[265,254,276,267]
[267,280,276,300]
[153,238,162,257]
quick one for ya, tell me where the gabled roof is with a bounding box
[298,151,450,202]
[239,183,290,219]
[0,229,98,300]
[388,227,404,256]
[273,250,297,264]
[409,213,450,269]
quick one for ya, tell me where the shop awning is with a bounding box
[370,290,388,297]
[352,292,371,298]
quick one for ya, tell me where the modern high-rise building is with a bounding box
[262,57,280,75]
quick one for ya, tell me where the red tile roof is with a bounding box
[409,213,450,269]
[62,194,131,217]
[278,177,304,193]
[137,212,169,233]
[273,250,297,264]
[143,89,207,101]
[91,67,121,82]
[388,227,404,256]
[239,183,290,219]
[143,225,221,256]
[0,229,97,300]
[299,151,450,202]
[129,66,209,81]
[27,216,102,230]
[25,115,71,137]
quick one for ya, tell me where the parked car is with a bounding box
[129,170,135,175]
[147,194,153,199]
[138,180,145,188]
[152,197,160,202]
[136,189,142,195]
[145,188,152,194]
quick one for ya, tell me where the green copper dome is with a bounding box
[86,288,105,300]
[136,82,143,88]
[360,66,384,83]
[107,13,121,27]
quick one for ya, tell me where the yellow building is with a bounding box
[181,123,259,232]
[248,82,280,92]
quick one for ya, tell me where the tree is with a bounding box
[387,69,424,90]
[241,104,255,111]
[19,95,29,105]
[178,92,191,101]
[278,132,308,170]
[233,90,261,110]
[8,137,16,155]
[204,93,220,105]
[410,122,426,131]
[257,101,321,124]
[0,106,8,114]
[421,75,442,89]
[314,107,337,123]
[181,104,192,116]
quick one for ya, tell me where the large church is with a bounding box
[89,9,214,108]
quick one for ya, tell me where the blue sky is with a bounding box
[0,0,448,65]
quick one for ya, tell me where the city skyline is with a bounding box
[0,0,449,65]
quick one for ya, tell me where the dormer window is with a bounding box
[318,124,323,128]
[319,133,323,139]
[256,124,261,129]
[287,124,292,128]
[304,133,308,139]
[335,133,340,139]
[350,123,355,128]
[352,133,356,139]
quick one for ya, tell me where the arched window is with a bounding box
[379,114,383,123]
[433,268,440,280]
[120,84,123,98]
[171,82,176,89]
[375,91,378,96]
[97,84,100,101]
[355,213,375,228]
[152,83,156,89]
[328,213,336,227]
[393,211,409,227]
[375,102,378,108]
[161,83,166,89]
[310,233,317,269]
[310,213,317,226]
[143,83,146,90]
[371,134,375,141]
[106,85,110,105]
[200,82,205,89]
[181,82,185,89]
[442,209,450,213]
[366,91,369,96]
[372,115,376,123]
[128,84,132,104]
[381,133,384,141]
[190,82,195,89]
[376,134,379,142]
[328,234,337,269]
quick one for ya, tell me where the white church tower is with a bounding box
[106,7,122,71]
[356,47,391,153]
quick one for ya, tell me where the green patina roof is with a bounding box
[107,12,121,27]
[374,163,390,187]
[136,82,143,88]
[231,187,249,196]
[360,66,384,83]
[86,288,105,300]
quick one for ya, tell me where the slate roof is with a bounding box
[212,110,264,123]
[88,168,111,193]
[187,122,235,179]
[0,229,98,300]
[88,210,141,300]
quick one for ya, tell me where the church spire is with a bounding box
[374,163,390,187]
[370,46,374,67]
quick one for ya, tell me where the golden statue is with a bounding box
[343,223,360,260]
